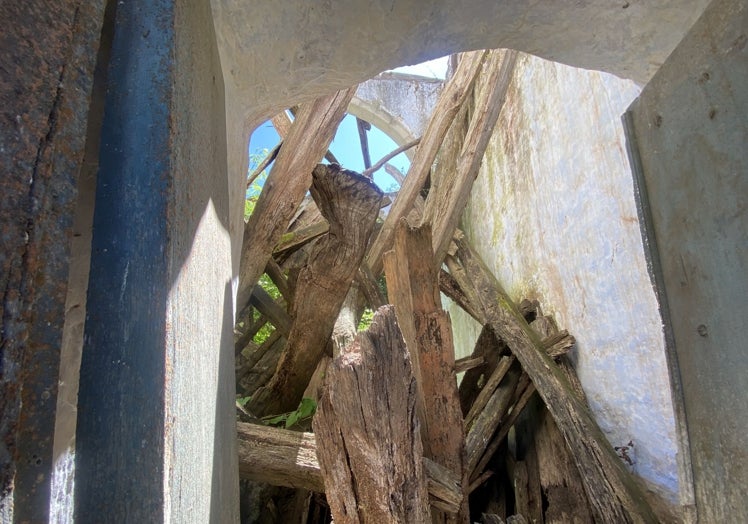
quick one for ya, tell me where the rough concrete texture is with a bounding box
[75,0,237,520]
[629,0,747,519]
[451,53,681,502]
[166,0,239,519]
[0,0,105,520]
[213,0,708,125]
[352,73,444,147]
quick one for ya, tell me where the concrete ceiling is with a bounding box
[212,0,709,124]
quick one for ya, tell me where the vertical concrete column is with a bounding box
[627,0,747,520]
[75,0,238,520]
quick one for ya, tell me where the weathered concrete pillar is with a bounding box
[0,1,106,520]
[75,0,238,520]
[626,0,747,520]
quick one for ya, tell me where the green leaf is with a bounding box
[285,411,299,429]
[296,398,317,419]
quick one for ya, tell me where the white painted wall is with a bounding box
[450,53,681,501]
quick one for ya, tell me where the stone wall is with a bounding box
[450,53,682,502]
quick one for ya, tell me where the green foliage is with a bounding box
[261,397,317,430]
[236,396,251,408]
[251,273,282,345]
[245,147,271,220]
[357,308,374,331]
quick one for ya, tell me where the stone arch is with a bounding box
[349,73,444,154]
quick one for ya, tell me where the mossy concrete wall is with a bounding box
[450,53,682,502]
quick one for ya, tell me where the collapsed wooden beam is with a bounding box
[366,50,488,275]
[249,164,382,416]
[236,422,462,514]
[248,285,290,337]
[384,221,467,523]
[313,306,432,523]
[356,117,372,169]
[423,49,518,265]
[272,109,340,164]
[237,88,355,312]
[362,137,421,178]
[247,141,281,188]
[455,237,657,523]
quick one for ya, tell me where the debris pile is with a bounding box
[234,49,658,523]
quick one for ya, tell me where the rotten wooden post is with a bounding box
[455,237,657,523]
[249,164,382,416]
[366,50,487,274]
[237,88,355,311]
[313,306,432,523]
[384,220,467,523]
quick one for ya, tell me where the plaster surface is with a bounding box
[452,53,681,501]
[629,0,748,519]
[75,0,238,520]
[213,0,708,125]
[352,73,444,147]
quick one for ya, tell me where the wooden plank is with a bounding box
[513,460,530,521]
[525,430,544,524]
[535,406,594,524]
[264,259,291,302]
[355,263,385,309]
[439,268,484,323]
[237,88,356,312]
[465,365,521,474]
[365,50,487,275]
[237,421,324,492]
[313,306,431,523]
[470,381,537,481]
[464,355,515,430]
[273,108,340,164]
[391,222,465,474]
[272,220,329,257]
[445,253,487,324]
[455,355,485,374]
[459,325,505,415]
[386,220,467,523]
[247,141,281,188]
[356,117,372,169]
[249,285,290,337]
[383,244,424,435]
[423,49,519,265]
[532,315,587,403]
[249,164,382,416]
[362,137,421,178]
[239,333,286,397]
[236,422,462,513]
[455,237,657,523]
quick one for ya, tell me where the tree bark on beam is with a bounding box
[455,237,657,523]
[236,422,463,514]
[249,164,382,416]
[365,51,487,275]
[313,306,432,523]
[237,88,355,312]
